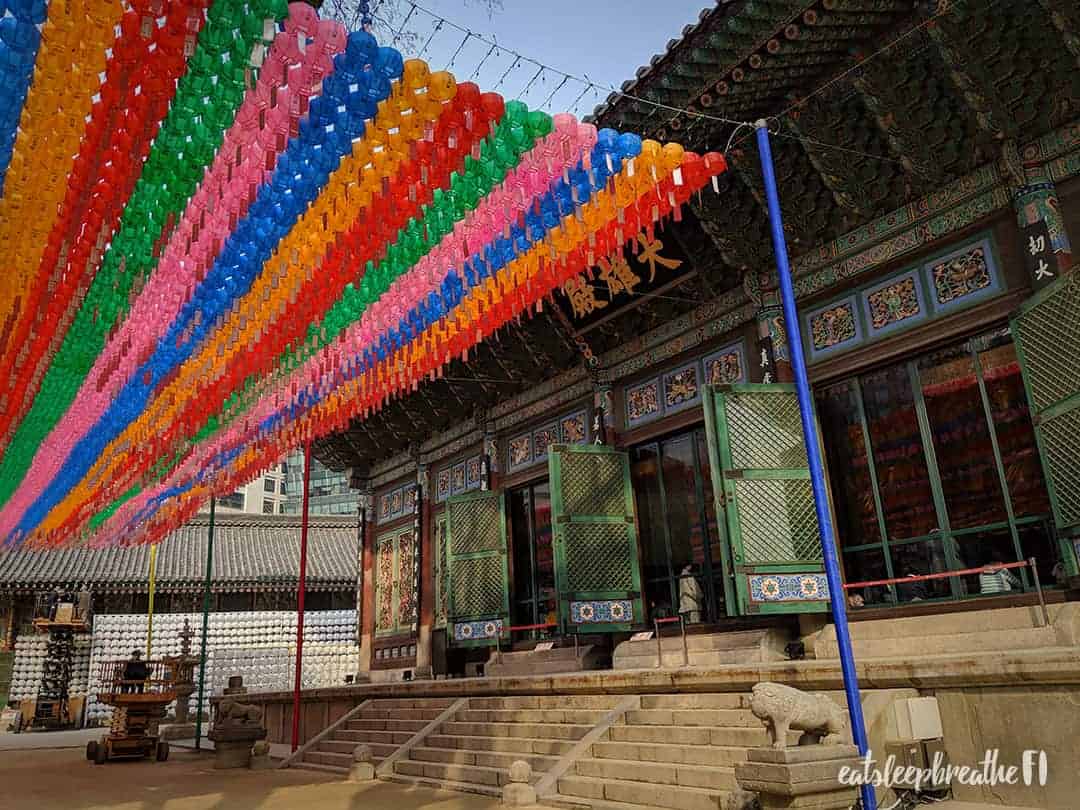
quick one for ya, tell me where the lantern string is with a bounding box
[372,3,751,126]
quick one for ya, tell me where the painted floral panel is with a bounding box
[378,493,392,522]
[376,540,395,631]
[663,364,700,412]
[704,348,743,386]
[389,487,403,517]
[451,462,467,494]
[930,244,993,307]
[508,434,531,468]
[397,532,416,627]
[866,276,921,331]
[466,456,482,488]
[560,412,587,444]
[435,469,451,502]
[626,379,660,424]
[809,301,858,353]
[533,424,558,459]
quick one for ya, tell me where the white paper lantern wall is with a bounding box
[78,609,359,725]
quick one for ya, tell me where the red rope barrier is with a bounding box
[843,559,1030,590]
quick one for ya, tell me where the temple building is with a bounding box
[304,0,1079,682]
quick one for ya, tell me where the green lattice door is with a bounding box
[1012,273,1080,573]
[703,384,828,615]
[549,444,643,633]
[446,490,511,646]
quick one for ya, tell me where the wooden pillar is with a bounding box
[415,463,433,677]
[357,486,375,674]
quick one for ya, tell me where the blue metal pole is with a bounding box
[754,120,876,810]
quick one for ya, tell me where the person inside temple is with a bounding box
[678,564,704,624]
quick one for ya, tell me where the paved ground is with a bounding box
[0,747,509,810]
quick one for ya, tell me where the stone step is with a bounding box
[486,644,608,678]
[427,733,575,757]
[469,695,625,710]
[394,758,510,787]
[303,750,354,769]
[347,717,428,732]
[613,629,787,670]
[575,757,737,791]
[334,728,413,746]
[383,771,502,798]
[441,720,592,741]
[456,708,612,725]
[609,723,785,748]
[409,745,560,773]
[638,693,749,710]
[591,740,749,768]
[816,625,1061,660]
[357,707,445,721]
[542,798,663,810]
[319,739,397,759]
[624,708,758,727]
[557,774,729,810]
[820,603,1072,643]
[366,698,457,710]
[293,761,348,775]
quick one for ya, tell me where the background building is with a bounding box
[283,450,356,516]
[200,465,288,515]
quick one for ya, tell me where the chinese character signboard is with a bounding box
[554,232,693,330]
[1022,220,1058,292]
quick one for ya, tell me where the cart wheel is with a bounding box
[86,740,97,761]
[94,740,107,765]
[156,741,169,762]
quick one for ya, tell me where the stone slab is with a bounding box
[735,758,862,788]
[745,745,860,764]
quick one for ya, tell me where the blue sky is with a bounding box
[370,0,714,116]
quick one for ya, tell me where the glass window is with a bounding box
[218,491,244,510]
[842,547,893,606]
[262,499,274,514]
[630,444,673,617]
[888,540,951,602]
[264,477,276,493]
[817,381,882,549]
[860,364,938,540]
[280,480,287,495]
[918,345,1008,529]
[978,337,1051,518]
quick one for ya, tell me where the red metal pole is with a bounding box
[291,440,312,752]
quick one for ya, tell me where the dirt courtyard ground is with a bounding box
[0,747,507,810]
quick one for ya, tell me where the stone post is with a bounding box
[735,745,862,810]
[501,760,537,807]
[348,744,376,782]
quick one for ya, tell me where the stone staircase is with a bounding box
[386,694,626,796]
[294,697,455,774]
[813,602,1080,659]
[612,628,787,669]
[547,693,794,810]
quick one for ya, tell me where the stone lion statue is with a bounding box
[749,682,846,749]
[217,700,263,726]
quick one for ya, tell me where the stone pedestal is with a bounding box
[158,722,197,741]
[207,676,267,769]
[212,734,266,769]
[734,745,862,809]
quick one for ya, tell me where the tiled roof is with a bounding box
[0,514,360,593]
